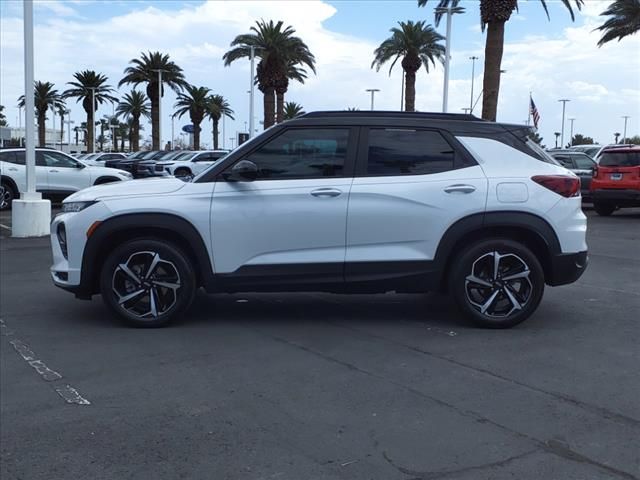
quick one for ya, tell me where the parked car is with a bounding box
[590,146,640,216]
[109,158,167,179]
[568,144,601,158]
[157,150,229,180]
[82,152,127,166]
[50,111,587,328]
[0,148,132,209]
[550,151,596,201]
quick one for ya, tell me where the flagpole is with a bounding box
[527,91,532,126]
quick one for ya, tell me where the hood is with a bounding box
[64,177,187,202]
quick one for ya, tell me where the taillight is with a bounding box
[532,175,580,198]
[592,166,598,178]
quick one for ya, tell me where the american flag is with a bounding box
[529,96,540,129]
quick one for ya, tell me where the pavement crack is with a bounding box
[382,448,539,479]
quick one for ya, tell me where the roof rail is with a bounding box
[300,110,484,121]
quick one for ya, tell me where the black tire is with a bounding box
[0,181,16,211]
[449,238,545,329]
[174,168,193,181]
[593,201,616,216]
[99,238,196,327]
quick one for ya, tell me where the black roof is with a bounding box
[301,111,483,122]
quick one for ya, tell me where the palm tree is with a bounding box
[119,51,187,150]
[18,81,63,147]
[56,103,69,146]
[73,125,83,146]
[223,20,316,128]
[0,105,7,127]
[116,90,150,151]
[283,101,305,120]
[597,0,640,46]
[372,20,445,112]
[174,85,211,150]
[275,62,313,123]
[418,0,583,121]
[63,70,117,152]
[117,122,129,151]
[205,95,234,150]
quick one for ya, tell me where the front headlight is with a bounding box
[61,201,97,213]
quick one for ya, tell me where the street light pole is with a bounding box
[171,114,174,150]
[469,56,478,113]
[249,45,256,138]
[23,0,35,194]
[365,89,380,110]
[151,69,168,150]
[568,117,576,146]
[558,99,570,149]
[89,87,96,153]
[442,7,452,113]
[622,116,630,143]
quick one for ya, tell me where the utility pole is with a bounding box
[89,87,96,153]
[365,89,380,110]
[400,70,405,111]
[469,56,478,113]
[249,45,256,138]
[151,69,168,150]
[622,116,630,143]
[568,117,576,146]
[558,99,570,149]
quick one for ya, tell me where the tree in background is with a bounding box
[372,20,444,112]
[224,20,315,128]
[570,134,595,146]
[56,104,69,146]
[625,134,640,144]
[18,81,64,147]
[174,85,211,150]
[597,0,640,46]
[283,101,305,120]
[0,105,7,126]
[418,0,583,121]
[614,132,621,143]
[116,90,150,152]
[64,70,117,152]
[119,52,187,150]
[205,95,234,150]
[529,131,545,148]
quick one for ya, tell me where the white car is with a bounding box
[0,148,132,209]
[157,150,229,179]
[50,111,587,328]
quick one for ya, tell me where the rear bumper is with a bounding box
[547,251,588,286]
[591,189,640,206]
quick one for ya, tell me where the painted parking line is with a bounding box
[1,319,91,405]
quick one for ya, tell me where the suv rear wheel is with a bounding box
[449,239,545,328]
[0,181,16,211]
[593,201,616,216]
[99,238,196,327]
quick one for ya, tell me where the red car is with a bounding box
[591,146,640,216]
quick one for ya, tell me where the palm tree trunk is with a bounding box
[148,83,160,150]
[133,117,140,151]
[193,122,200,150]
[74,129,79,145]
[481,20,505,122]
[121,136,125,152]
[404,69,416,112]
[263,88,275,129]
[113,130,118,152]
[60,113,64,146]
[213,120,219,150]
[38,113,46,147]
[276,90,285,124]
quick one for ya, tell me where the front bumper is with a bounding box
[547,250,588,286]
[591,189,640,206]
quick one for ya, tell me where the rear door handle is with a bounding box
[311,188,342,198]
[444,184,476,194]
[9,167,18,171]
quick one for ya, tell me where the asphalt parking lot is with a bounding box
[1,207,639,480]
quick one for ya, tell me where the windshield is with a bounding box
[599,151,640,167]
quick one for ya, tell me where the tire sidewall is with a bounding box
[593,201,615,216]
[450,238,545,329]
[99,238,196,327]
[0,182,15,211]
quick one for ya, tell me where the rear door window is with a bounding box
[366,129,455,176]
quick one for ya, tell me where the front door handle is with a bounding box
[310,188,342,198]
[49,169,59,173]
[444,184,476,194]
[9,167,18,171]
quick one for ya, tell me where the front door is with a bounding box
[210,127,357,288]
[37,150,90,194]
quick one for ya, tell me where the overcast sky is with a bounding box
[1,0,639,148]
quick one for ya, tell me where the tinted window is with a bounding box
[367,129,455,176]
[0,151,25,165]
[599,151,640,167]
[573,154,595,170]
[553,155,574,168]
[242,128,349,179]
[37,151,78,168]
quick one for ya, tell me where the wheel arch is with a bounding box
[93,176,122,185]
[1,175,19,194]
[434,212,561,288]
[80,213,214,298]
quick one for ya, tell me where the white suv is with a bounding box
[156,150,229,180]
[50,112,588,328]
[1,148,132,209]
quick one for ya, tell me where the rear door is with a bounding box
[345,127,488,283]
[37,150,91,194]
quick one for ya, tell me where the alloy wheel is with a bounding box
[112,251,181,319]
[465,251,533,318]
[0,185,11,210]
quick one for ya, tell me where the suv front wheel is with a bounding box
[449,239,545,328]
[100,238,196,327]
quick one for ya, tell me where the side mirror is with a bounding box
[76,162,86,169]
[223,160,258,182]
